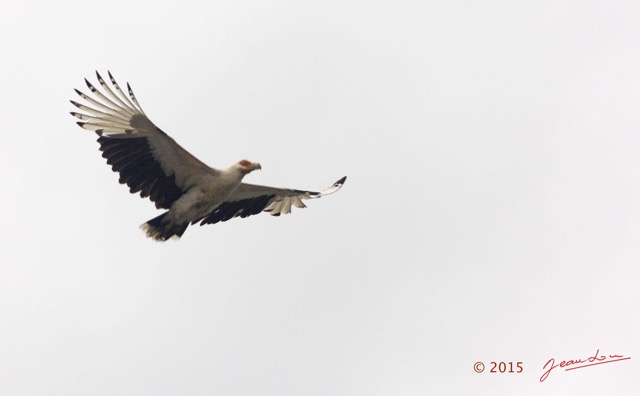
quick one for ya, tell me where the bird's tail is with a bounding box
[140,212,188,241]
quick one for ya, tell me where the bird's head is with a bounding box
[235,159,262,175]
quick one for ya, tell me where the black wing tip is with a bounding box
[127,82,137,101]
[84,78,96,91]
[336,176,347,185]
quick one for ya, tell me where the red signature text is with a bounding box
[540,349,630,382]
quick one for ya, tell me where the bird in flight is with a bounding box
[70,71,346,241]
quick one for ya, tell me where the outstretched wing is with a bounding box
[198,176,347,225]
[70,71,216,209]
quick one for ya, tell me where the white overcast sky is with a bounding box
[1,1,639,395]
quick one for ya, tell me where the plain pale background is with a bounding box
[1,1,639,394]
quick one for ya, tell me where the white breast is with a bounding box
[169,170,245,224]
